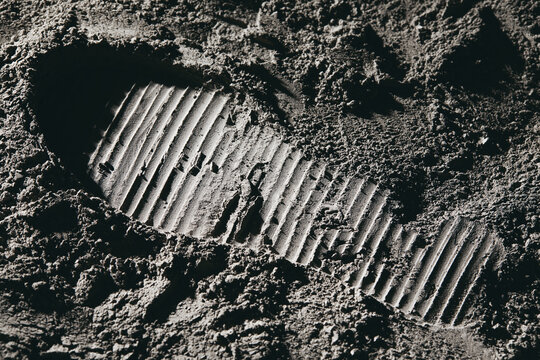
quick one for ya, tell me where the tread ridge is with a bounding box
[303,173,353,265]
[187,130,238,235]
[120,87,202,215]
[326,177,370,254]
[129,89,213,220]
[282,163,327,261]
[182,125,261,233]
[378,231,417,303]
[353,215,394,288]
[176,125,272,235]
[162,121,259,232]
[101,84,163,196]
[368,224,403,296]
[112,87,186,215]
[257,150,303,243]
[92,84,152,188]
[151,93,228,231]
[294,166,342,265]
[108,86,174,205]
[271,159,315,254]
[89,83,138,171]
[416,221,475,317]
[400,217,462,314]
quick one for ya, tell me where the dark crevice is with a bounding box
[439,7,524,92]
[233,193,264,243]
[211,191,241,238]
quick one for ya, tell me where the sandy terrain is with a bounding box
[0,0,538,359]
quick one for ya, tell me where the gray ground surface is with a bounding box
[0,0,538,359]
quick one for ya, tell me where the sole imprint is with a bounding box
[71,79,502,327]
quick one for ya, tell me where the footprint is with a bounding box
[36,60,503,327]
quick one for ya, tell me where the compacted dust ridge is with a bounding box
[0,0,538,359]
